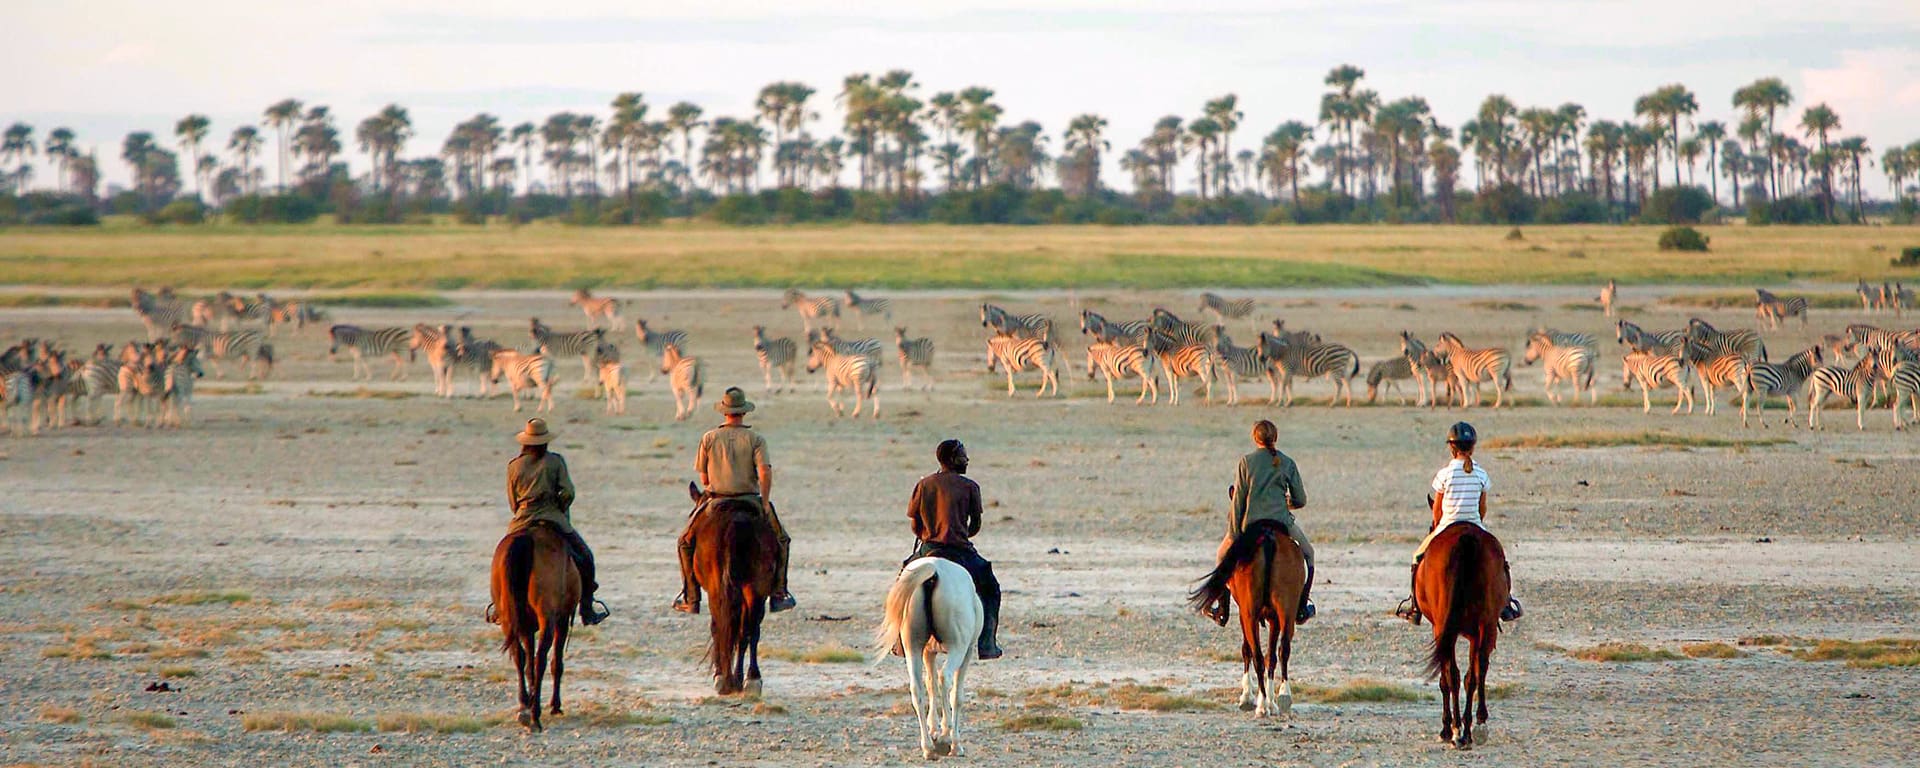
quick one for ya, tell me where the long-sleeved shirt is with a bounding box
[1230,448,1306,536]
[908,470,983,550]
[507,452,576,534]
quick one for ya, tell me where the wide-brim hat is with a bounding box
[515,418,557,445]
[715,387,756,415]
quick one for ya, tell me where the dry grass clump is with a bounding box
[1791,638,1920,669]
[1000,712,1084,732]
[1022,681,1217,712]
[750,701,788,716]
[41,633,115,661]
[150,590,253,607]
[1571,643,1685,662]
[1681,642,1746,659]
[0,293,128,308]
[241,711,373,733]
[159,666,198,678]
[375,712,503,733]
[38,704,83,724]
[307,387,416,400]
[1737,634,1812,648]
[1480,431,1789,450]
[121,710,177,731]
[1294,679,1429,703]
[571,702,672,728]
[1466,300,1539,312]
[327,597,396,611]
[763,643,864,664]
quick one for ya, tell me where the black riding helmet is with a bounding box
[1446,421,1477,447]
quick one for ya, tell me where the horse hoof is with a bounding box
[550,706,564,716]
[1454,738,1473,751]
[744,679,764,697]
[1239,699,1256,712]
[518,710,534,729]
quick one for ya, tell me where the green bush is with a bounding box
[1640,186,1716,224]
[1658,226,1710,252]
[152,199,206,225]
[1895,247,1920,268]
[226,194,321,224]
[1746,197,1820,225]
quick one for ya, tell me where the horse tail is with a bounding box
[1187,524,1272,614]
[871,559,940,663]
[499,532,536,655]
[1425,530,1487,680]
[1251,532,1277,625]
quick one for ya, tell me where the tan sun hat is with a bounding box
[714,387,756,415]
[515,418,557,445]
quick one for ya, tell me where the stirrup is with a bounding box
[671,592,700,615]
[580,599,610,626]
[1296,601,1316,624]
[977,644,1004,660]
[768,592,797,613]
[484,602,498,624]
[1501,598,1523,622]
[1395,598,1421,624]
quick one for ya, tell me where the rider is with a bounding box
[505,418,609,626]
[1200,419,1315,626]
[900,439,1003,660]
[674,387,796,614]
[1396,422,1523,624]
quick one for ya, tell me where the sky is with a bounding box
[5,0,1919,196]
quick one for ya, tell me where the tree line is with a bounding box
[3,66,1918,227]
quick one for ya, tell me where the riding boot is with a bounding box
[563,530,609,626]
[766,502,796,613]
[1501,561,1523,621]
[1296,559,1316,624]
[1397,561,1423,624]
[671,535,700,614]
[976,584,1003,660]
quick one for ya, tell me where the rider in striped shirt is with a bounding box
[1397,422,1522,623]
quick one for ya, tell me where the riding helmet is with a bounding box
[1446,422,1477,446]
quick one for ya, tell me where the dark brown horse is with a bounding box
[687,482,781,695]
[1187,521,1308,717]
[1416,523,1510,749]
[491,523,581,732]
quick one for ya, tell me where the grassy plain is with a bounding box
[0,222,1913,289]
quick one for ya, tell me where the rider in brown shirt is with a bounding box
[901,439,1002,659]
[674,387,795,614]
[505,418,608,625]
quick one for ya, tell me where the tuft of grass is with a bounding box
[122,710,177,731]
[305,291,452,308]
[149,590,253,607]
[306,388,416,400]
[1486,682,1524,700]
[241,711,374,733]
[1480,431,1790,450]
[0,293,129,308]
[751,701,788,715]
[1107,683,1218,712]
[1791,638,1920,668]
[159,666,198,678]
[1466,300,1539,312]
[198,382,266,396]
[1682,642,1746,659]
[375,712,502,733]
[764,643,864,664]
[1295,679,1429,703]
[327,597,395,611]
[1738,634,1812,648]
[572,704,672,728]
[38,704,83,724]
[1571,643,1685,663]
[1000,713,1084,732]
[1663,291,1858,310]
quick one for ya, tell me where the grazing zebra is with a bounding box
[1686,318,1767,362]
[1598,279,1618,317]
[1745,346,1823,428]
[784,289,841,332]
[159,347,205,428]
[980,303,1053,340]
[268,300,328,336]
[844,290,893,329]
[570,289,622,329]
[1198,292,1256,330]
[599,359,628,415]
[1859,280,1882,312]
[453,329,503,398]
[1211,328,1267,405]
[1085,341,1160,404]
[1621,351,1694,415]
[1688,347,1753,418]
[1366,357,1417,405]
[1432,332,1511,408]
[1259,329,1359,408]
[1615,319,1686,356]
[1754,289,1809,330]
[894,327,936,390]
[1523,331,1597,406]
[751,325,798,394]
[806,341,880,418]
[177,324,273,380]
[660,342,704,421]
[1079,309,1148,345]
[984,333,1060,398]
[1398,332,1458,408]
[488,348,556,413]
[633,318,689,384]
[328,324,411,381]
[1146,327,1215,406]
[131,288,193,341]
[529,318,607,384]
[412,324,458,397]
[1806,354,1880,430]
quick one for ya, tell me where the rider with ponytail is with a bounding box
[1200,419,1316,625]
[1397,422,1523,623]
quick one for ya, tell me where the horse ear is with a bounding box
[688,481,701,502]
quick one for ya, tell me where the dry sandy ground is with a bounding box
[3,287,1917,767]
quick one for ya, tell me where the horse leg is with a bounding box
[1238,635,1257,712]
[744,604,764,696]
[1261,615,1284,716]
[512,634,534,730]
[943,651,969,757]
[529,621,552,732]
[1456,642,1478,750]
[1275,619,1294,716]
[1241,608,1269,717]
[908,638,935,759]
[548,620,568,716]
[1438,648,1456,743]
[1474,634,1492,728]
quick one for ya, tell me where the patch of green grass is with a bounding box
[374,712,503,733]
[1738,634,1812,648]
[1791,638,1920,668]
[305,291,451,308]
[1571,643,1685,662]
[241,711,373,733]
[1295,679,1429,703]
[0,293,128,308]
[305,388,416,400]
[1681,642,1746,659]
[122,710,177,731]
[148,590,252,606]
[1663,291,1859,310]
[1466,300,1539,312]
[1486,682,1524,699]
[764,643,864,664]
[1480,431,1791,450]
[159,666,198,678]
[1000,713,1084,732]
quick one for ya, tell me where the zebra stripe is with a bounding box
[412,324,458,397]
[1151,309,1217,347]
[132,288,193,341]
[1686,318,1767,362]
[530,318,608,384]
[752,325,798,393]
[1621,351,1693,415]
[1366,356,1416,405]
[488,349,555,413]
[661,342,705,421]
[1884,358,1920,430]
[1261,329,1359,408]
[179,326,273,380]
[1536,328,1599,353]
[1199,292,1256,324]
[159,348,204,428]
[453,329,503,398]
[984,334,1059,398]
[806,341,880,417]
[1692,352,1752,418]
[1150,337,1215,407]
[1211,330,1266,405]
[1433,332,1511,408]
[844,290,893,328]
[1399,332,1458,408]
[1085,341,1160,404]
[1079,310,1148,345]
[810,328,884,362]
[1755,289,1809,329]
[1807,354,1879,430]
[981,303,1053,340]
[1523,332,1596,406]
[894,327,935,391]
[784,289,841,331]
[599,360,628,415]
[634,318,688,384]
[328,325,411,381]
[570,289,622,328]
[1858,280,1881,312]
[1745,346,1823,427]
[1615,319,1686,356]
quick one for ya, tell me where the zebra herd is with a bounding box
[2,338,206,433]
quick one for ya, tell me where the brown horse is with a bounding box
[687,482,781,695]
[490,523,581,732]
[1416,523,1510,749]
[1187,521,1308,717]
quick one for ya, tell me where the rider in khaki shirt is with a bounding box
[673,387,796,614]
[504,418,608,625]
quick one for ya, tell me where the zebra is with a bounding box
[1598,280,1618,317]
[1806,353,1880,430]
[1085,341,1160,404]
[783,289,840,332]
[1894,283,1915,316]
[530,318,607,384]
[1146,326,1214,406]
[1080,309,1148,345]
[844,290,893,329]
[1366,357,1416,405]
[1432,332,1512,408]
[1211,328,1267,405]
[1198,292,1256,330]
[1859,279,1882,313]
[1746,346,1824,428]
[1259,329,1359,408]
[488,348,555,413]
[806,340,879,418]
[1880,352,1920,430]
[1615,319,1686,356]
[1845,324,1909,355]
[75,344,120,425]
[158,347,205,429]
[1398,332,1457,408]
[570,289,622,329]
[660,342,704,421]
[751,325,798,394]
[894,327,935,391]
[412,324,458,397]
[633,318,688,384]
[328,324,412,381]
[984,333,1060,398]
[4,366,41,435]
[131,288,193,341]
[599,358,628,415]
[1754,289,1809,330]
[1688,346,1753,418]
[24,349,77,432]
[1151,309,1218,347]
[1536,328,1599,353]
[453,328,503,398]
[1621,350,1694,415]
[230,293,279,327]
[1686,318,1767,362]
[176,324,273,380]
[980,303,1053,340]
[809,328,884,362]
[269,300,328,336]
[1523,331,1597,406]
[115,347,166,428]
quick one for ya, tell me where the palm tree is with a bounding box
[1373,97,1431,205]
[292,106,339,187]
[3,123,35,194]
[356,105,411,194]
[121,131,157,202]
[1554,103,1586,195]
[957,86,1001,190]
[1632,89,1670,193]
[263,99,302,192]
[1184,117,1221,199]
[1584,120,1623,213]
[1262,121,1313,215]
[228,126,262,194]
[1719,140,1747,208]
[44,127,74,194]
[1061,114,1109,196]
[608,92,647,196]
[509,122,537,195]
[1732,77,1792,199]
[1885,144,1917,204]
[1694,121,1726,203]
[540,113,578,197]
[1517,107,1556,198]
[664,103,703,196]
[1471,95,1517,186]
[1203,94,1242,195]
[1319,65,1368,195]
[1677,137,1703,187]
[173,114,211,198]
[1799,103,1840,220]
[1429,138,1461,222]
[1835,136,1869,222]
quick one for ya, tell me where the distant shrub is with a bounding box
[226,194,321,224]
[1537,193,1609,224]
[1658,226,1710,252]
[1504,227,1524,241]
[1746,197,1820,225]
[152,199,206,225]
[1639,186,1716,224]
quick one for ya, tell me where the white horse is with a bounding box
[871,557,982,760]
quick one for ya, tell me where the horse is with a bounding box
[1415,523,1510,750]
[1187,521,1308,717]
[490,523,581,733]
[687,482,781,695]
[870,557,983,760]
